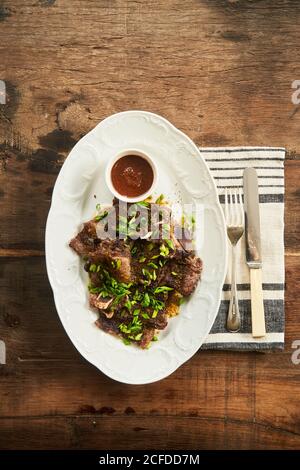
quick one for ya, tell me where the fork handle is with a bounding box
[227,245,241,332]
[250,268,266,337]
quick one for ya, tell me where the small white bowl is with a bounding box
[105,148,158,203]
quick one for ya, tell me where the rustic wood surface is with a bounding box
[0,0,300,450]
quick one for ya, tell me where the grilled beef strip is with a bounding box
[140,328,156,348]
[69,220,98,256]
[88,239,132,283]
[156,251,203,297]
[95,312,156,349]
[95,314,120,336]
[89,293,114,312]
[95,302,161,348]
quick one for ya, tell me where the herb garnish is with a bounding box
[155,194,164,204]
[147,262,158,269]
[94,210,108,222]
[159,244,169,257]
[89,264,97,273]
[154,286,174,294]
[165,239,174,250]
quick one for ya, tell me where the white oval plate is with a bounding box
[45,111,227,384]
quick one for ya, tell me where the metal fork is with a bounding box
[224,188,245,332]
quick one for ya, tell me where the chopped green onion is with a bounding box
[128,216,136,226]
[165,239,174,250]
[116,259,121,270]
[136,201,150,208]
[154,286,173,294]
[119,323,128,333]
[123,338,131,346]
[94,211,108,222]
[142,268,152,280]
[152,309,158,318]
[155,194,164,204]
[89,286,101,294]
[142,293,150,307]
[147,262,158,269]
[142,313,150,319]
[89,264,97,273]
[159,244,169,257]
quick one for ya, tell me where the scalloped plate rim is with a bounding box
[45,110,227,384]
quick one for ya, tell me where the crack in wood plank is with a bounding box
[0,249,45,257]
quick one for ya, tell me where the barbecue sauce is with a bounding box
[111,155,154,198]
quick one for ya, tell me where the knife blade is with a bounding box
[243,168,266,338]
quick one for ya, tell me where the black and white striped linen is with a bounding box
[201,147,285,351]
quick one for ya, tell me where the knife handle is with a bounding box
[250,268,266,338]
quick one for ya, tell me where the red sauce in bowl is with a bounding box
[111,154,154,198]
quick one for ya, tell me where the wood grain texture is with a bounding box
[0,0,300,450]
[1,415,300,450]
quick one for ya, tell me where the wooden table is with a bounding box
[0,0,299,450]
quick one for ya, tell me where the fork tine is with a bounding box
[229,189,234,225]
[235,188,239,225]
[232,189,235,225]
[224,187,244,227]
[225,188,228,222]
[238,187,244,225]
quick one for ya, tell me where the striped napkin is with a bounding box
[200,147,285,351]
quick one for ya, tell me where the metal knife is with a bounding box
[243,168,266,338]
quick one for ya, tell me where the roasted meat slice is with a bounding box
[89,239,132,283]
[149,312,168,330]
[157,251,202,296]
[89,293,113,311]
[140,327,156,349]
[69,220,98,256]
[95,314,120,336]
